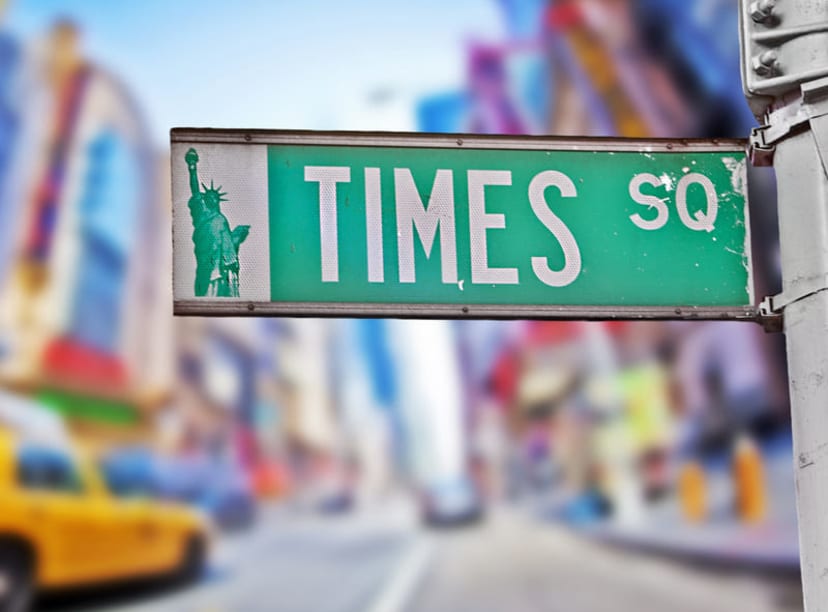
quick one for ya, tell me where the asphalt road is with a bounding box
[407,510,802,612]
[36,501,804,612]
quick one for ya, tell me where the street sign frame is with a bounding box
[172,129,757,322]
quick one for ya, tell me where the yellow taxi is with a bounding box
[0,431,210,611]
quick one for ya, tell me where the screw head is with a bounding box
[750,0,776,23]
[752,50,779,77]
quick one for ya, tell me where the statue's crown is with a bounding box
[202,179,228,203]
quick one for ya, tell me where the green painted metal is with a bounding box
[266,143,751,308]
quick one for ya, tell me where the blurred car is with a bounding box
[189,458,257,530]
[310,462,355,516]
[421,477,484,527]
[315,487,354,515]
[100,448,256,531]
[0,431,209,612]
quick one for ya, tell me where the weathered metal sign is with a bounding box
[172,130,754,320]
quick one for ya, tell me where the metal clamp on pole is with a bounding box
[759,273,828,333]
[748,77,828,166]
[767,274,828,313]
[756,297,784,332]
[748,125,777,166]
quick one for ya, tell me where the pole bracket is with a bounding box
[749,77,828,166]
[757,297,784,332]
[760,274,828,332]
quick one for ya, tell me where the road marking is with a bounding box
[366,538,432,612]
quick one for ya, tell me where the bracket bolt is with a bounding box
[752,50,779,77]
[750,0,776,23]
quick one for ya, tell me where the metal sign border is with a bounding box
[172,128,746,153]
[173,300,758,322]
[171,129,756,322]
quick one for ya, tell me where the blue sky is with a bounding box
[6,1,504,145]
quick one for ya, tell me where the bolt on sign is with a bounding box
[171,130,754,320]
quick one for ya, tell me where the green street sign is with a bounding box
[172,130,754,320]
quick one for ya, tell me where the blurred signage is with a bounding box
[172,130,754,320]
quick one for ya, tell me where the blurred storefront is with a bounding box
[0,22,170,446]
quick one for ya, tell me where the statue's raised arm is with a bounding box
[185,148,200,198]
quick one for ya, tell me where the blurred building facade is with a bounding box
[0,22,170,444]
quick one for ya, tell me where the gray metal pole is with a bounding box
[739,3,828,609]
[773,88,828,611]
